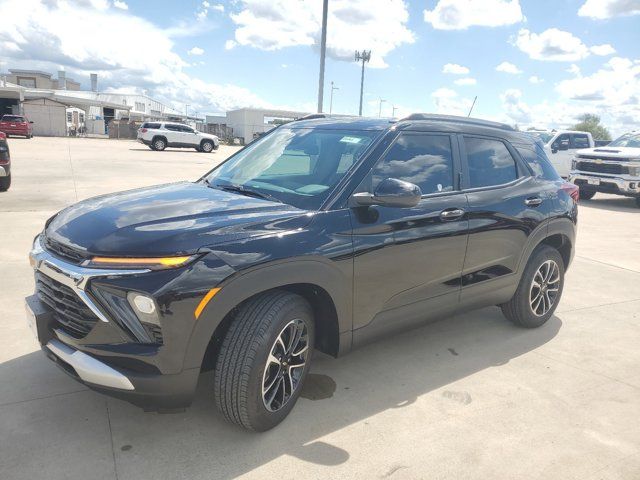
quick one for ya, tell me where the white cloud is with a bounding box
[424,0,524,30]
[496,61,522,74]
[590,43,616,56]
[113,0,128,10]
[224,39,237,50]
[454,77,476,86]
[500,89,531,123]
[442,63,469,75]
[514,28,594,62]
[188,46,205,56]
[528,75,544,84]
[0,0,270,113]
[567,64,581,75]
[431,88,473,116]
[228,0,415,68]
[578,0,640,19]
[499,57,640,135]
[212,3,225,12]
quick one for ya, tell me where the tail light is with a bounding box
[560,182,579,202]
[139,128,148,133]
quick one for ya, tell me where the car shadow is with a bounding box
[128,148,216,154]
[581,196,639,213]
[0,308,561,479]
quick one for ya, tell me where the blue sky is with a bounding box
[1,0,639,134]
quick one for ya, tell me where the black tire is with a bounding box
[0,174,11,192]
[501,245,564,328]
[214,291,314,431]
[200,140,214,153]
[152,137,167,151]
[635,196,640,208]
[579,187,596,200]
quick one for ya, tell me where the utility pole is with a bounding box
[317,0,329,113]
[392,104,398,118]
[378,98,386,117]
[185,104,190,119]
[355,50,371,116]
[329,81,339,114]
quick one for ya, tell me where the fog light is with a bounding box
[129,293,156,315]
[630,183,636,189]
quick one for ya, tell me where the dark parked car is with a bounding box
[0,114,33,138]
[26,115,577,431]
[0,131,11,191]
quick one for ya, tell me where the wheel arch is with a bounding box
[186,258,351,372]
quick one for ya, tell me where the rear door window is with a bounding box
[464,137,519,188]
[142,122,161,129]
[371,133,454,195]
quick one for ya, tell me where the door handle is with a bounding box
[525,196,543,207]
[440,208,465,221]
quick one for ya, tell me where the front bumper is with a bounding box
[569,172,640,197]
[26,236,204,410]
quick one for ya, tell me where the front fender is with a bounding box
[182,256,352,370]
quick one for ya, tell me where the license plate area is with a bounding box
[587,178,600,185]
[24,294,55,345]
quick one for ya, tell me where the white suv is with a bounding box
[137,122,219,153]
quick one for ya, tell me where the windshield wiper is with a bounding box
[211,182,283,203]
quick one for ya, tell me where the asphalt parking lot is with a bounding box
[1,136,640,480]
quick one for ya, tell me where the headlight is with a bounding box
[571,159,577,170]
[629,165,640,176]
[84,254,200,270]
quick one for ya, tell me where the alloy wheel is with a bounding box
[262,319,309,412]
[529,260,560,316]
[202,142,213,152]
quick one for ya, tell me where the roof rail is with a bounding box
[293,113,327,122]
[399,113,515,131]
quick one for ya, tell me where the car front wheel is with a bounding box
[200,140,215,153]
[501,245,564,328]
[214,291,314,431]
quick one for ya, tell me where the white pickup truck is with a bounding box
[530,130,594,178]
[569,131,640,208]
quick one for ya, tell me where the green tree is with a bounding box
[572,114,612,141]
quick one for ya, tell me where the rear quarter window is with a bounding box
[515,142,561,180]
[2,115,24,122]
[142,123,161,129]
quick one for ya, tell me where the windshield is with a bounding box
[529,132,553,144]
[608,133,640,148]
[203,127,379,209]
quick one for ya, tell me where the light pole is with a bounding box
[317,0,329,113]
[185,104,190,119]
[355,50,371,116]
[392,104,398,118]
[378,98,386,117]
[329,81,339,114]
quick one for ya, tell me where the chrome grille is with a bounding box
[576,161,628,175]
[43,237,88,265]
[36,272,98,338]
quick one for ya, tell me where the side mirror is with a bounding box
[29,121,34,124]
[558,140,569,151]
[351,178,422,208]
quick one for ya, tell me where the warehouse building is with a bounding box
[205,108,311,144]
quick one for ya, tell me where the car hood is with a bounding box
[45,182,310,256]
[576,146,640,159]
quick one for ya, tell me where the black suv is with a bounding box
[26,115,577,431]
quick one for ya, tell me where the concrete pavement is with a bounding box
[1,137,639,479]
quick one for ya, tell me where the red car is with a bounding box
[0,114,33,138]
[0,131,10,191]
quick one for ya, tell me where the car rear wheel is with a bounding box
[201,140,214,153]
[501,245,564,328]
[152,137,167,151]
[214,291,314,431]
[0,174,11,192]
[578,187,596,200]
